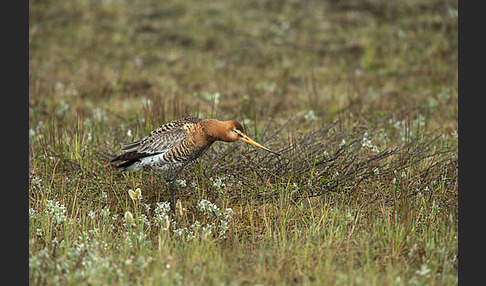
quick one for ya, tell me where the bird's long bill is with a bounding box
[241,135,280,155]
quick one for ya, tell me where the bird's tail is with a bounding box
[113,159,142,171]
[110,151,161,172]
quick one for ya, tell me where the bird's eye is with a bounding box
[233,130,238,134]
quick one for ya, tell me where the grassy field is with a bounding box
[29,0,458,285]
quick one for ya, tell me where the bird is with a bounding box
[111,117,280,212]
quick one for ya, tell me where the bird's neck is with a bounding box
[202,119,232,142]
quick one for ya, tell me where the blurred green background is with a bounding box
[29,0,457,132]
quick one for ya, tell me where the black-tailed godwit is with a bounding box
[111,117,279,211]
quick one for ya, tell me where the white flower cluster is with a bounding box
[209,177,226,194]
[196,200,234,239]
[304,110,316,123]
[175,179,187,187]
[44,199,67,225]
[362,132,380,153]
[197,199,222,217]
[153,202,172,230]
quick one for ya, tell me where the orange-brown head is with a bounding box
[204,120,280,155]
